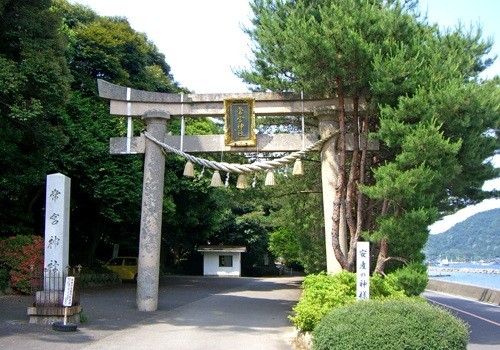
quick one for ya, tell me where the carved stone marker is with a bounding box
[28,173,77,324]
[44,173,71,290]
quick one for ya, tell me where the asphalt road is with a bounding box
[2,277,498,350]
[423,291,500,350]
[0,275,303,350]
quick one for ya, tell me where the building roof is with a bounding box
[197,245,246,253]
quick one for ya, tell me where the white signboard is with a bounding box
[356,241,370,301]
[63,276,75,307]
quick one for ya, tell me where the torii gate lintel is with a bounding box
[97,79,362,117]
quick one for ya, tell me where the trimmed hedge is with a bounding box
[79,272,120,287]
[312,298,469,350]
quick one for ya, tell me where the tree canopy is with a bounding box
[0,0,71,235]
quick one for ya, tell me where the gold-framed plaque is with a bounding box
[224,98,256,146]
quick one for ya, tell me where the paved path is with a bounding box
[0,275,303,350]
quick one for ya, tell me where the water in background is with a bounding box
[427,263,500,290]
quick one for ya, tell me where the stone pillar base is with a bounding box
[27,305,82,325]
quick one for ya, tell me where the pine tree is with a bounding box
[239,0,499,273]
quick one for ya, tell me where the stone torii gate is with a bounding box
[97,79,377,311]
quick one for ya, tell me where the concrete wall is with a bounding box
[426,280,500,305]
[203,252,241,277]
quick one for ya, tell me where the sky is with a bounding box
[67,0,499,233]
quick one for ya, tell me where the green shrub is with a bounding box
[312,298,468,350]
[290,271,356,332]
[290,271,405,332]
[387,262,428,296]
[369,273,405,299]
[0,235,44,294]
[79,271,120,287]
[79,312,89,323]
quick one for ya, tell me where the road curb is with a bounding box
[426,280,500,305]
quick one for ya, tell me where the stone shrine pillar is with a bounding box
[44,173,71,289]
[137,110,170,312]
[28,173,81,325]
[316,107,346,274]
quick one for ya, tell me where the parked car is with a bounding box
[104,257,138,282]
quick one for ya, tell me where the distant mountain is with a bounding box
[423,208,500,262]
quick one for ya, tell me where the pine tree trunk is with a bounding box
[346,94,363,271]
[374,199,390,274]
[374,239,388,274]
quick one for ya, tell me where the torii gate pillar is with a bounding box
[316,107,347,274]
[137,110,170,312]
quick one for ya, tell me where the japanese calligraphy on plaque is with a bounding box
[356,241,370,301]
[224,98,256,146]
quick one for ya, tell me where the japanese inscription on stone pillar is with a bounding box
[44,173,71,290]
[224,98,256,146]
[356,241,370,301]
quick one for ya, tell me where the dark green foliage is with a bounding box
[0,0,71,236]
[267,157,326,273]
[424,208,500,261]
[0,268,9,292]
[386,263,428,297]
[312,298,469,350]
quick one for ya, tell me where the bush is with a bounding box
[387,262,428,297]
[79,271,120,287]
[0,267,9,292]
[0,235,44,294]
[289,271,405,332]
[312,298,468,350]
[290,271,356,332]
[369,273,405,299]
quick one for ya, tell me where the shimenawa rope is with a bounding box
[144,131,338,174]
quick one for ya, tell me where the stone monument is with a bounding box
[43,173,71,290]
[28,173,82,324]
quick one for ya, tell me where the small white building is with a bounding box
[197,245,246,277]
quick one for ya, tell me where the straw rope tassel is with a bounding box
[293,90,305,176]
[265,170,275,186]
[210,170,223,187]
[180,93,195,177]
